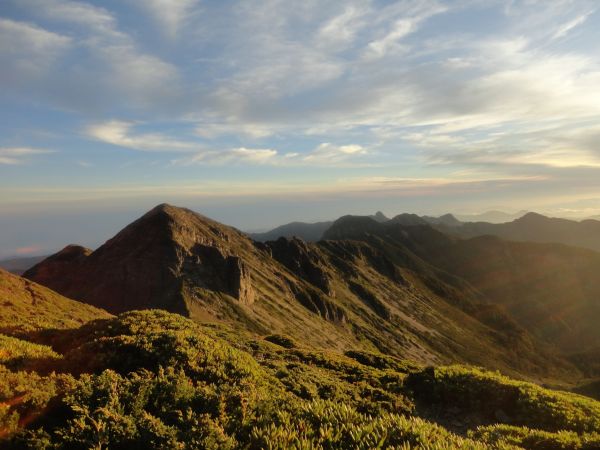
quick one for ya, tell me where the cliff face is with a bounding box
[266,237,333,296]
[25,204,258,314]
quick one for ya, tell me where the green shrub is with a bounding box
[406,365,600,434]
[0,335,61,371]
[470,424,600,450]
[0,366,75,442]
[249,400,496,449]
[344,350,421,373]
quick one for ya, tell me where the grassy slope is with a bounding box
[1,310,600,449]
[0,269,111,337]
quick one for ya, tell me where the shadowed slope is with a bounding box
[324,216,600,356]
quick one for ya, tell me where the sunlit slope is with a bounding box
[0,268,111,336]
[1,310,600,449]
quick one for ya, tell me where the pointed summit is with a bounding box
[371,211,389,223]
[25,204,257,314]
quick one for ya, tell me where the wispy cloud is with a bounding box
[302,143,368,164]
[132,0,200,39]
[14,245,44,256]
[177,142,371,167]
[86,121,197,152]
[0,147,53,165]
[185,147,278,165]
[0,18,71,82]
[552,12,593,39]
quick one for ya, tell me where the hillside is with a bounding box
[324,217,600,355]
[2,309,600,449]
[23,204,582,383]
[249,220,333,242]
[440,212,600,252]
[248,212,389,242]
[0,268,111,336]
[456,210,529,223]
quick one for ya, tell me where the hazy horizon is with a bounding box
[1,200,597,260]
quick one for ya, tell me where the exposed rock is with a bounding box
[267,237,334,296]
[287,280,346,323]
[348,280,391,320]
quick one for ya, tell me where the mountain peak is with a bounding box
[515,212,548,223]
[26,204,260,314]
[372,211,389,222]
[389,213,427,226]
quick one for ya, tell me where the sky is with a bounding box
[1,0,600,258]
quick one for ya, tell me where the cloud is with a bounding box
[0,147,53,165]
[302,143,368,164]
[364,0,447,58]
[316,6,367,51]
[186,147,278,165]
[195,122,276,139]
[15,245,44,256]
[132,0,200,39]
[3,0,600,201]
[86,121,197,152]
[0,18,71,83]
[4,0,181,112]
[552,12,593,39]
[86,118,370,166]
[15,0,118,35]
[173,141,370,167]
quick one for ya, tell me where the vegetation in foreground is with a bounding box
[1,310,600,449]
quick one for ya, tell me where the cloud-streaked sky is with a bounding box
[2,0,600,257]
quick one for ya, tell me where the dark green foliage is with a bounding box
[344,350,421,373]
[406,365,600,434]
[2,310,600,449]
[0,335,61,371]
[248,400,494,449]
[264,334,296,349]
[573,379,600,401]
[0,366,75,442]
[470,424,600,450]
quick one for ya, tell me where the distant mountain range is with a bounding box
[249,220,334,242]
[249,212,389,242]
[0,254,48,275]
[247,210,600,253]
[455,210,530,223]
[436,212,600,252]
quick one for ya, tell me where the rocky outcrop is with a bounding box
[184,244,254,305]
[348,280,391,320]
[267,237,334,297]
[286,280,346,323]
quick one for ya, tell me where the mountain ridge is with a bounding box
[24,203,591,383]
